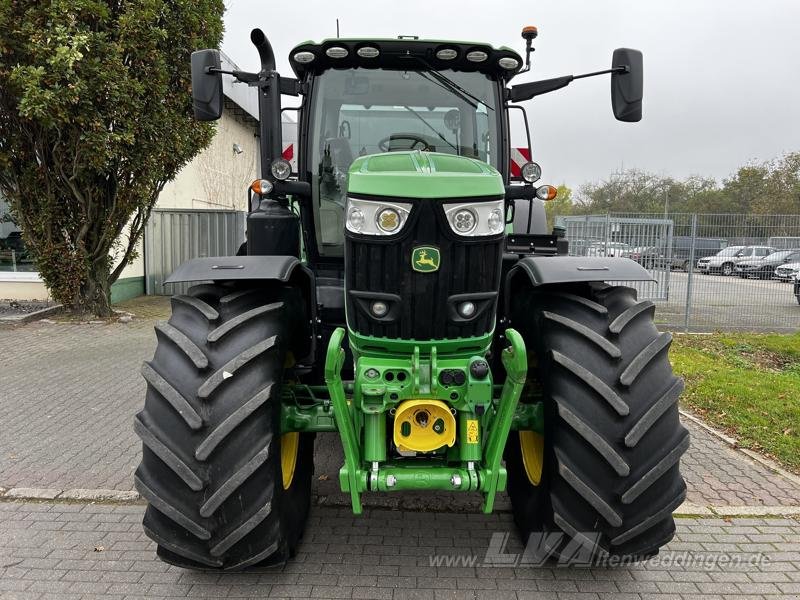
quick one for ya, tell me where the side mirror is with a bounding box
[611,48,643,122]
[191,49,223,121]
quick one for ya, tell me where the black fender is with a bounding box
[507,255,654,287]
[165,255,318,367]
[164,255,304,284]
[503,255,653,315]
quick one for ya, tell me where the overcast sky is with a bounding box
[221,0,800,191]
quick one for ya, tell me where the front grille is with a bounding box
[345,196,503,340]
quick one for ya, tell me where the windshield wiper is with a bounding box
[428,70,492,110]
[408,67,491,113]
[402,106,458,152]
[409,70,476,110]
[408,58,494,111]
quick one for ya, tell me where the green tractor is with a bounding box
[135,26,688,570]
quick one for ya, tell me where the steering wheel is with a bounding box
[378,133,433,152]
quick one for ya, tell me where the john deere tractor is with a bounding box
[135,26,688,570]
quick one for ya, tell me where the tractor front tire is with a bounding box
[507,283,688,561]
[134,283,314,570]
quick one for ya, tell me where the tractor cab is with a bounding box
[289,38,521,258]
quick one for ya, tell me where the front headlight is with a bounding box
[345,197,412,236]
[444,200,505,237]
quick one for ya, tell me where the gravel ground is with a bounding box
[0,300,57,317]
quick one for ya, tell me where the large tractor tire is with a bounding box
[134,283,314,570]
[506,283,688,561]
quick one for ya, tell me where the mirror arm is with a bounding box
[573,65,628,80]
[508,75,573,102]
[207,67,259,84]
[279,77,302,96]
[508,65,630,102]
[214,71,299,96]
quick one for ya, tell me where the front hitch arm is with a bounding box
[481,328,527,513]
[324,327,364,514]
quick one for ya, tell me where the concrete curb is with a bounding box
[709,505,800,517]
[674,501,714,515]
[2,487,140,503]
[0,304,62,324]
[680,408,800,486]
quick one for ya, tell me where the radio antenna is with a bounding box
[336,18,340,38]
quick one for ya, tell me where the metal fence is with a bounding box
[563,213,800,332]
[144,209,246,296]
[141,209,800,331]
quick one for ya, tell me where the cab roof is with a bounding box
[288,38,523,80]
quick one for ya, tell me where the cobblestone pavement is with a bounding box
[1,501,799,600]
[679,420,800,508]
[1,297,800,510]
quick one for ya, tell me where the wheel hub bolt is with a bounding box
[450,474,462,487]
[386,475,397,488]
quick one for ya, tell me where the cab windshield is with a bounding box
[308,68,500,256]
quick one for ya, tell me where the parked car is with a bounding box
[585,241,633,257]
[670,236,727,271]
[736,249,800,279]
[697,245,776,276]
[627,245,666,268]
[775,261,800,282]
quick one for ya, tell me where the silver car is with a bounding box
[696,245,776,276]
[775,261,800,281]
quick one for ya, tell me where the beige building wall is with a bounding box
[157,109,259,211]
[114,233,145,281]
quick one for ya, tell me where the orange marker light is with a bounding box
[250,179,273,195]
[536,185,558,201]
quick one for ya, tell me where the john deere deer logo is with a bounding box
[412,246,440,273]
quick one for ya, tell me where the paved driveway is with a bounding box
[2,297,800,599]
